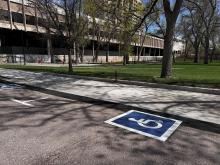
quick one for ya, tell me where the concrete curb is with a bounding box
[43,72,220,95]
[0,78,220,134]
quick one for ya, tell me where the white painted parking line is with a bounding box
[11,99,34,107]
[24,97,48,103]
[11,97,48,107]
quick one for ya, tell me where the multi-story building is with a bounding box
[0,0,164,63]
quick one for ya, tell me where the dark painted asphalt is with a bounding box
[0,82,219,165]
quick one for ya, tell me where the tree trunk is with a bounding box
[161,0,183,78]
[138,34,146,62]
[122,39,130,65]
[172,52,176,64]
[106,43,109,63]
[210,48,215,63]
[81,46,84,63]
[75,43,79,65]
[193,47,199,63]
[95,43,100,63]
[123,53,129,65]
[74,42,78,64]
[161,24,175,78]
[204,36,209,64]
[63,55,66,64]
[184,41,188,61]
[68,48,73,73]
[123,55,126,66]
[92,41,95,62]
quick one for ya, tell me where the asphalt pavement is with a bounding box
[0,82,219,165]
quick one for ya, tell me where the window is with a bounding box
[0,10,10,21]
[12,12,23,23]
[26,15,36,26]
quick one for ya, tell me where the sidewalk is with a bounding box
[5,63,102,67]
[0,68,219,125]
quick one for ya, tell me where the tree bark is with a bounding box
[184,41,188,61]
[75,42,79,65]
[210,47,215,63]
[95,42,100,63]
[81,46,84,63]
[161,0,183,78]
[161,24,175,78]
[68,48,73,73]
[122,38,131,65]
[74,42,78,64]
[106,43,110,63]
[172,52,176,64]
[92,41,95,62]
[204,36,209,64]
[193,46,199,63]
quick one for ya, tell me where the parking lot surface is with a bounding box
[0,82,219,165]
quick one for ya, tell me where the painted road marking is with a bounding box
[105,110,182,141]
[11,97,48,107]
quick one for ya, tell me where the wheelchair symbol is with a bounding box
[128,118,163,129]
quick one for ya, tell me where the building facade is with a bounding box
[0,0,164,63]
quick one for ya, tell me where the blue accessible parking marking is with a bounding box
[0,83,23,90]
[105,110,182,141]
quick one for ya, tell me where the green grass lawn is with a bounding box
[0,60,220,88]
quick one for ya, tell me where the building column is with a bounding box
[35,5,39,32]
[47,38,54,63]
[118,43,121,56]
[7,0,13,30]
[22,0,27,31]
[149,48,151,56]
[136,46,139,57]
[154,48,156,56]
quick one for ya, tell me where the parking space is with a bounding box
[0,82,219,165]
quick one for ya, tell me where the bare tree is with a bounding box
[33,0,88,72]
[180,5,204,63]
[188,0,219,64]
[84,0,103,62]
[160,0,183,78]
[210,23,220,62]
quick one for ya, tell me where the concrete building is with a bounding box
[173,40,185,56]
[0,0,164,63]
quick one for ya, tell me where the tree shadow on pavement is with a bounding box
[0,82,219,164]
